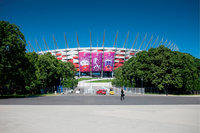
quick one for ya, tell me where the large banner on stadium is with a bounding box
[79,52,90,72]
[103,52,115,71]
[92,52,103,72]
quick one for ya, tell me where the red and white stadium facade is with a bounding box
[38,47,140,77]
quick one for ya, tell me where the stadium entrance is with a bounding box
[76,72,113,77]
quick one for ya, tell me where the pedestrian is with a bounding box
[121,88,125,101]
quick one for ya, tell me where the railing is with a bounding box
[70,86,145,95]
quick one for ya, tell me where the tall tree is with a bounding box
[60,61,78,89]
[0,21,27,95]
[36,53,60,89]
[24,52,40,94]
[113,45,200,94]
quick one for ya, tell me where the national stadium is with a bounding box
[30,32,178,77]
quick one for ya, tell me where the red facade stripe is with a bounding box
[56,53,62,56]
[73,56,78,59]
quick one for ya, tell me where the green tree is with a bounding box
[194,58,200,90]
[35,53,77,92]
[36,53,60,91]
[0,21,77,96]
[0,21,27,96]
[24,52,40,94]
[59,62,77,89]
[112,67,124,87]
[114,45,200,94]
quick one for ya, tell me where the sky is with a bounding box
[0,0,199,58]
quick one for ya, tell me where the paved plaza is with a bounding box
[0,95,199,133]
[0,105,199,133]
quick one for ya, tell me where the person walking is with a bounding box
[121,88,125,101]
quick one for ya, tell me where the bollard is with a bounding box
[55,91,57,94]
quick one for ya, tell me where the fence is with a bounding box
[144,87,200,95]
[46,86,199,95]
[74,86,145,95]
[125,88,145,95]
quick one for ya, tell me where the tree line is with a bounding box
[0,21,77,96]
[112,45,200,94]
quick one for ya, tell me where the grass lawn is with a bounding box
[35,93,59,96]
[0,93,59,98]
[78,77,97,82]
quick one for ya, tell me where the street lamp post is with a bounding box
[141,77,143,88]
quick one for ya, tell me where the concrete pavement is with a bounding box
[0,105,199,133]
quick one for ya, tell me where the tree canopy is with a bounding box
[112,45,200,94]
[24,52,77,94]
[0,21,27,95]
[0,21,77,96]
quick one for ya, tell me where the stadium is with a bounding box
[38,47,139,77]
[32,32,178,77]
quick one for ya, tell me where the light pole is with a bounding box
[141,77,143,88]
[90,78,91,89]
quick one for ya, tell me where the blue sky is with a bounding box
[0,0,199,58]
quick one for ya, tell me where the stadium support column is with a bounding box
[90,31,92,77]
[64,33,69,49]
[172,44,177,51]
[101,30,105,78]
[166,40,171,48]
[78,48,80,77]
[152,36,159,48]
[43,37,50,51]
[157,38,163,47]
[76,32,81,77]
[35,39,42,52]
[123,31,129,48]
[131,32,139,50]
[162,39,168,47]
[42,38,47,52]
[53,35,59,49]
[101,47,104,78]
[123,31,130,66]
[112,47,117,78]
[171,44,175,51]
[64,33,69,70]
[171,43,177,51]
[168,42,174,50]
[27,41,32,52]
[26,47,29,52]
[145,35,153,50]
[139,33,147,50]
[173,44,178,51]
[28,40,35,52]
[113,31,118,48]
[112,31,119,78]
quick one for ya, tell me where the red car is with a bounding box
[96,89,106,95]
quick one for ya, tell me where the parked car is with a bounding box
[96,89,106,95]
[109,88,115,95]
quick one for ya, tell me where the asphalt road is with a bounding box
[0,95,199,105]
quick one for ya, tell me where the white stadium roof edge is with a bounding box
[27,31,179,54]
